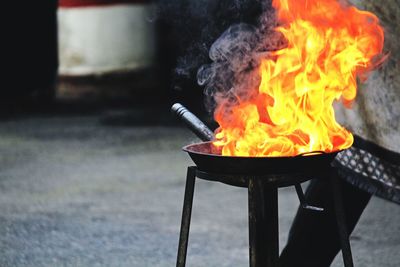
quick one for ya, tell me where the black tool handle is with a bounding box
[171,103,214,142]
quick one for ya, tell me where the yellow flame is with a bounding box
[213,0,385,157]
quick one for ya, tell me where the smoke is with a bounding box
[196,4,286,115]
[155,0,268,94]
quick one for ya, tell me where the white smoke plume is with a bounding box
[155,0,271,97]
[197,5,286,117]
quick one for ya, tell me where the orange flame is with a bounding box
[213,0,385,157]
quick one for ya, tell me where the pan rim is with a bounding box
[183,141,344,159]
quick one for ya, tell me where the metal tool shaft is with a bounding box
[171,103,214,142]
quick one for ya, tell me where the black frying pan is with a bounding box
[184,141,341,175]
[172,103,341,176]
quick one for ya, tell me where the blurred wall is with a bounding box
[58,0,155,76]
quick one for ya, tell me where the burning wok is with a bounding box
[184,141,340,175]
[172,103,341,176]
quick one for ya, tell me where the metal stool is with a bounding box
[176,166,354,267]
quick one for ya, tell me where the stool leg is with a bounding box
[176,167,197,267]
[330,171,355,267]
[248,178,279,267]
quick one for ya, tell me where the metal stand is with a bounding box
[331,169,355,267]
[248,178,279,267]
[176,167,196,267]
[176,166,354,267]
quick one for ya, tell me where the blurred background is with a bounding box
[3,0,181,116]
[2,0,264,117]
[0,1,399,266]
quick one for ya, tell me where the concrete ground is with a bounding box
[0,114,399,267]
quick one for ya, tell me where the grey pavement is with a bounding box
[0,115,399,267]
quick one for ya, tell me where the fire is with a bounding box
[213,0,385,157]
